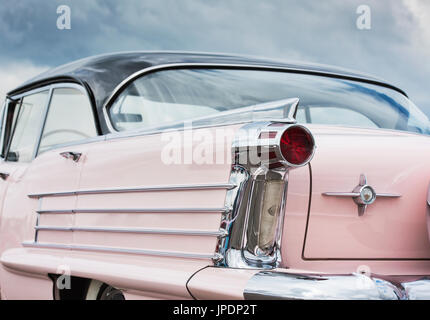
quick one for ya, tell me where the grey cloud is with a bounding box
[0,0,428,114]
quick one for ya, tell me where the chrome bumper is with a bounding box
[244,271,430,300]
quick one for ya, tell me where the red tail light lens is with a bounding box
[280,126,314,166]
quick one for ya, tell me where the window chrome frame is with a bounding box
[101,62,409,135]
[0,99,8,160]
[5,83,100,162]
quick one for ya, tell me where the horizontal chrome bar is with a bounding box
[28,183,236,198]
[35,225,227,237]
[323,192,401,198]
[374,193,402,198]
[322,192,360,197]
[22,241,220,260]
[36,208,228,214]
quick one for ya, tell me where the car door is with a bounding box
[0,99,20,221]
[0,84,99,299]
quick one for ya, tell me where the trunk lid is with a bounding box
[304,125,430,259]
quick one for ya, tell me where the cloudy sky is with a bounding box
[0,0,429,114]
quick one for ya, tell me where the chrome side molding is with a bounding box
[35,225,228,237]
[28,183,236,198]
[29,183,230,262]
[22,241,221,261]
[36,208,229,214]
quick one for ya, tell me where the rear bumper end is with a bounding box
[244,271,430,300]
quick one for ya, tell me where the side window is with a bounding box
[38,88,97,155]
[7,91,49,162]
[308,106,378,128]
[296,105,378,128]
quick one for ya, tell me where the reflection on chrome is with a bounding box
[244,271,430,300]
[402,279,430,300]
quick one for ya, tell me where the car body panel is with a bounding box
[0,125,240,299]
[303,125,430,260]
[187,267,258,300]
[0,52,429,299]
[0,247,208,299]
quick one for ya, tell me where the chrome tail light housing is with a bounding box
[216,98,315,269]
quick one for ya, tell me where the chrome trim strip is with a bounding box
[9,86,54,101]
[32,87,53,160]
[103,118,254,142]
[102,99,299,142]
[375,193,402,198]
[323,192,401,198]
[28,183,236,198]
[0,99,8,158]
[322,192,360,197]
[22,241,218,260]
[34,198,43,242]
[35,225,227,237]
[36,208,228,214]
[216,166,251,267]
[9,83,92,103]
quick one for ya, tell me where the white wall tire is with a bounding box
[85,280,125,300]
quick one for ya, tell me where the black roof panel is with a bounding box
[6,51,407,133]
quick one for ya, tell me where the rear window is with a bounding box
[108,68,430,135]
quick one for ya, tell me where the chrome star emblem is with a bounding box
[322,174,401,216]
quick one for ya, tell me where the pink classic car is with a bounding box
[0,52,430,300]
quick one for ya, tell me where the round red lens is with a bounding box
[280,126,314,165]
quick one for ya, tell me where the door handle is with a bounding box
[0,172,9,180]
[60,152,82,162]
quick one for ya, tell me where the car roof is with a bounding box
[6,51,407,133]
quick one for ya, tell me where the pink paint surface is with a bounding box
[1,123,430,299]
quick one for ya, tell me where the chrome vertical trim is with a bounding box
[215,165,251,266]
[0,99,8,158]
[32,87,53,160]
[34,198,42,242]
